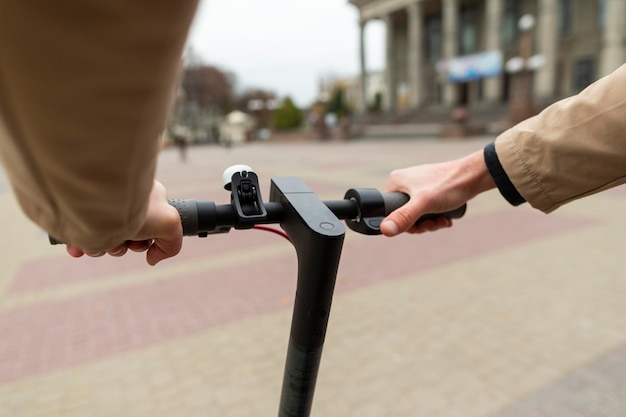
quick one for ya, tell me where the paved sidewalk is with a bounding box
[1,136,626,416]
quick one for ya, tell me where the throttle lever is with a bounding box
[344,188,385,235]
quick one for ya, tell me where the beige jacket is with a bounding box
[496,63,626,213]
[0,0,198,251]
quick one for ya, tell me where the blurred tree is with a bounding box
[272,97,302,130]
[325,87,351,119]
[237,88,278,129]
[368,92,382,113]
[182,65,236,114]
[167,48,237,144]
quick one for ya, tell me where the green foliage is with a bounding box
[272,97,302,130]
[368,92,382,113]
[325,87,351,119]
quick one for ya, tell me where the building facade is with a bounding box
[348,0,626,114]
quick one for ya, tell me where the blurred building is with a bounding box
[348,0,626,114]
[318,72,387,113]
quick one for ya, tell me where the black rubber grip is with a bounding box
[382,192,410,215]
[168,199,200,236]
[382,192,467,221]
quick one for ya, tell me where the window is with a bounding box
[558,0,574,37]
[459,5,479,54]
[502,0,519,48]
[598,0,607,28]
[572,57,596,91]
[424,16,442,62]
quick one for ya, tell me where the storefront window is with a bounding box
[459,5,478,54]
[425,16,442,62]
[502,0,518,48]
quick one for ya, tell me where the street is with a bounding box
[1,136,626,416]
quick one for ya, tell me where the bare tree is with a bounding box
[237,88,278,129]
[182,65,237,114]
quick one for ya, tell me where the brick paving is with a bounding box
[1,135,626,416]
[491,342,626,417]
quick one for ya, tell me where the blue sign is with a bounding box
[438,50,503,83]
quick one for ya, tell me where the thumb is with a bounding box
[380,203,424,237]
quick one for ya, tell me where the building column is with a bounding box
[384,14,397,112]
[600,0,626,77]
[442,0,458,106]
[358,19,368,113]
[407,1,424,109]
[534,0,558,100]
[484,0,502,103]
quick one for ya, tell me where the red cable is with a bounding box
[253,225,292,242]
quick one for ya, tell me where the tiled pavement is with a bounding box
[2,136,626,416]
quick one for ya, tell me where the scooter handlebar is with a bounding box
[49,191,466,243]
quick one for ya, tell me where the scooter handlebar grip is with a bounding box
[168,199,199,236]
[382,192,410,215]
[382,192,467,221]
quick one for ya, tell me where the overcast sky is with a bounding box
[186,0,385,107]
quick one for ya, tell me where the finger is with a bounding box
[407,217,453,234]
[407,219,437,234]
[84,250,106,257]
[108,246,128,257]
[436,216,453,229]
[127,240,152,252]
[66,245,85,258]
[146,237,183,266]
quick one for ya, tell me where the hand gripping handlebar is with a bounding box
[167,190,465,237]
[167,186,465,238]
[50,169,465,244]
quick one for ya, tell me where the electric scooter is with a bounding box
[52,165,466,417]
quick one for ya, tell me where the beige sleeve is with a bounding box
[0,0,198,251]
[495,63,626,213]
